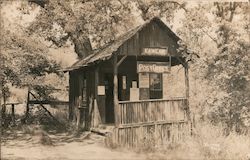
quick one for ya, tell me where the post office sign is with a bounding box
[137,61,170,73]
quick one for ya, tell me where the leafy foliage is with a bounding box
[28,0,182,58]
[0,2,63,101]
[178,2,250,133]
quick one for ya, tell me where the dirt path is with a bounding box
[1,132,146,160]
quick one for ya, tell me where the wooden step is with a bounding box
[91,124,115,136]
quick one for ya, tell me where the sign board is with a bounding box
[137,61,170,73]
[139,73,149,88]
[142,47,168,56]
[97,86,105,95]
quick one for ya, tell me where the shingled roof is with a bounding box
[64,17,181,72]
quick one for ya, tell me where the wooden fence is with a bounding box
[118,98,187,126]
[107,98,190,147]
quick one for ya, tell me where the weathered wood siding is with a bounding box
[109,122,189,148]
[69,68,96,128]
[69,70,80,121]
[119,21,180,57]
[118,98,187,126]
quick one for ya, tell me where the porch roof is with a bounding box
[64,17,181,72]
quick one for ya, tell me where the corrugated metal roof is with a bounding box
[63,17,180,72]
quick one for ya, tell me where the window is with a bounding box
[149,73,163,99]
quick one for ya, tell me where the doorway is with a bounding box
[104,73,114,124]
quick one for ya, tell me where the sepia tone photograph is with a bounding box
[0,0,249,159]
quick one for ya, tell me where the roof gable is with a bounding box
[65,17,181,71]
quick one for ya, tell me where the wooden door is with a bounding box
[104,73,114,124]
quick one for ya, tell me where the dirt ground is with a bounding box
[1,130,147,160]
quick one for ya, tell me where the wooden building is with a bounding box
[65,17,191,147]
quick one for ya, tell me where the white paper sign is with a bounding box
[122,76,126,90]
[97,86,105,95]
[130,88,139,101]
[139,73,149,88]
[163,73,171,98]
[132,81,137,88]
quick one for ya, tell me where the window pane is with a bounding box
[150,74,162,90]
[149,73,163,99]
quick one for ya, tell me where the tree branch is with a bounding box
[180,5,219,46]
[228,2,236,22]
[200,28,220,46]
[171,1,188,12]
[215,2,224,19]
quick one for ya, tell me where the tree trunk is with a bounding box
[1,88,6,126]
[70,33,93,58]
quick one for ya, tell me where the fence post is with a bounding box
[25,88,30,121]
[1,90,6,125]
[11,104,15,126]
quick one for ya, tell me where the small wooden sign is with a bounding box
[142,47,168,56]
[137,61,170,73]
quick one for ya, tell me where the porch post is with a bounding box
[184,63,190,120]
[92,66,101,127]
[184,63,189,101]
[113,54,119,127]
[95,66,99,98]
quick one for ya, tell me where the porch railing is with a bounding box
[118,97,188,127]
[107,98,190,147]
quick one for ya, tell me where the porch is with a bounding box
[104,97,189,147]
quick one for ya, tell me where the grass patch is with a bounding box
[144,122,250,160]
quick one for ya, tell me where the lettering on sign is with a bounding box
[142,47,168,56]
[137,61,170,73]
